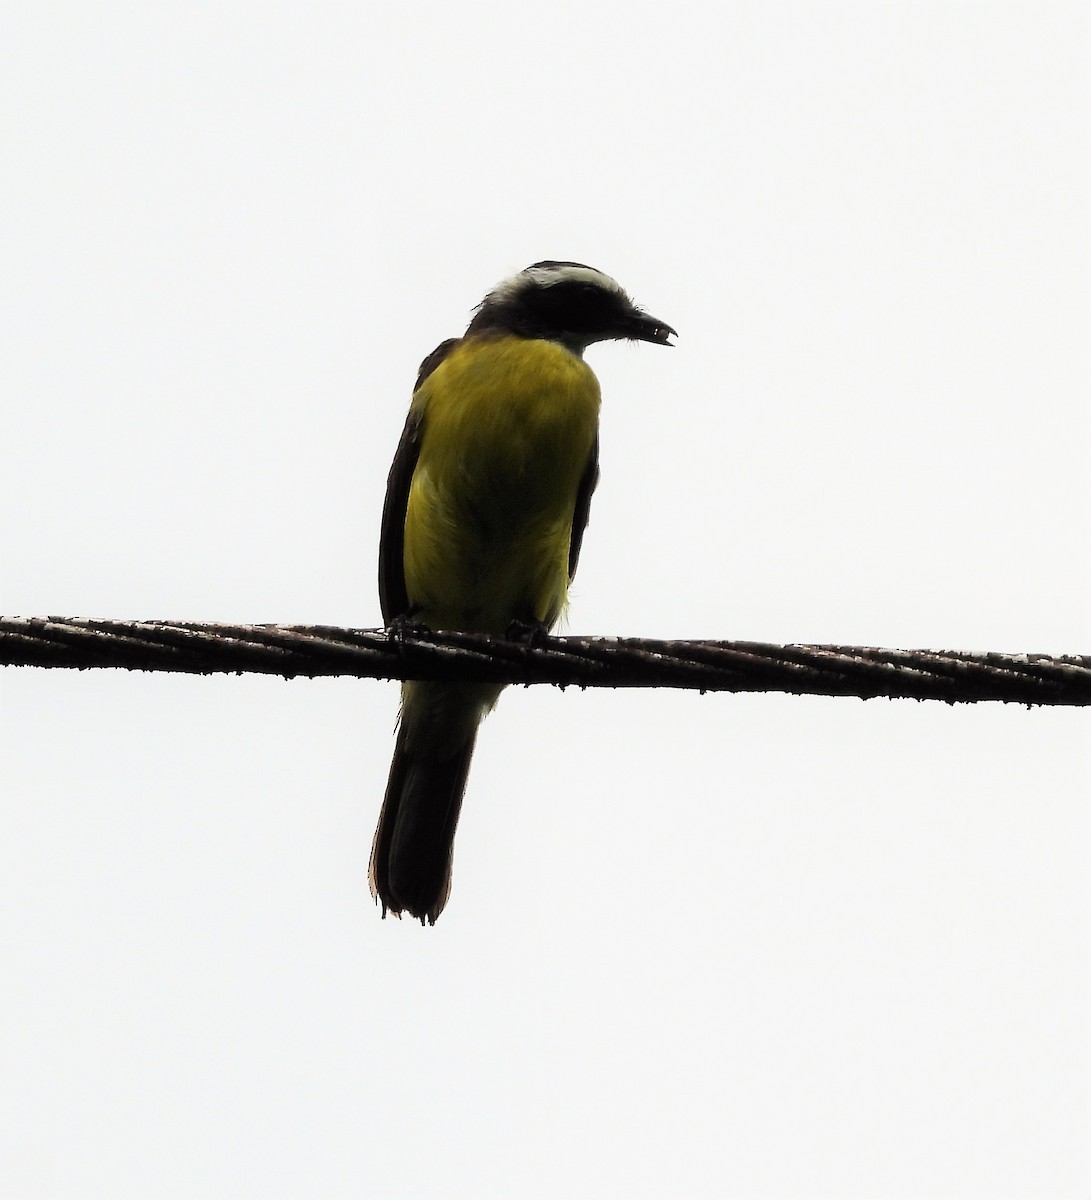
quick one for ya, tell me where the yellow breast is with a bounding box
[403,335,601,633]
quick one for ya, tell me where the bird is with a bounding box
[370,261,676,923]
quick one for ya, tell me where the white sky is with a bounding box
[1,3,1088,1197]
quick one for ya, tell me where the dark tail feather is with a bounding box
[369,718,478,925]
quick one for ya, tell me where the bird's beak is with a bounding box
[626,309,677,346]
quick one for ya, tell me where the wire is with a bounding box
[1,616,1087,705]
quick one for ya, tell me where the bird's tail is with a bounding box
[369,679,500,924]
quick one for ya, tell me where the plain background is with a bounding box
[1,3,1088,1197]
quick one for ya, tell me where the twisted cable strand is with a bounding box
[1,616,1088,705]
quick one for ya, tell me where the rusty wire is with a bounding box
[1,616,1088,705]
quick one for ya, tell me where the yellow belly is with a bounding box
[402,335,600,634]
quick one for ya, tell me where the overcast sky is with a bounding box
[1,3,1088,1197]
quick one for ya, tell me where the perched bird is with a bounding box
[370,261,676,923]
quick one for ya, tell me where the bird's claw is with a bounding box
[386,610,428,648]
[504,617,550,648]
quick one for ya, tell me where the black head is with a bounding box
[466,261,676,354]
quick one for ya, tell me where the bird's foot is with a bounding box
[385,610,428,648]
[504,617,550,648]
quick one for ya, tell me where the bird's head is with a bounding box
[466,261,676,355]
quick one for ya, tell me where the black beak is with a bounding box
[626,309,677,346]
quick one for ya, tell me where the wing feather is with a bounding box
[378,338,462,624]
[568,434,600,581]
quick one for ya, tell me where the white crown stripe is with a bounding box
[490,264,626,303]
[523,265,623,293]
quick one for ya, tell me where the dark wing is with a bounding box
[378,338,462,624]
[378,410,421,624]
[568,434,600,581]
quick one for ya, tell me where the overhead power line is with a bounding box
[1,616,1088,706]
